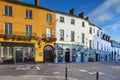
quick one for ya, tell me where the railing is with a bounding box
[41,34,56,42]
[0,30,37,41]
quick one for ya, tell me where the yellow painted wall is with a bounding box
[0,1,56,62]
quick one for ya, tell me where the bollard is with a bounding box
[96,72,99,80]
[65,67,68,80]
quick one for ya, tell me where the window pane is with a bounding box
[9,23,12,34]
[82,22,85,27]
[5,6,8,15]
[3,47,7,56]
[26,10,32,19]
[9,6,12,16]
[46,28,52,37]
[82,33,85,43]
[5,23,12,35]
[60,17,64,22]
[71,31,74,41]
[89,40,92,48]
[60,29,64,40]
[5,23,8,34]
[47,14,52,22]
[4,6,12,16]
[29,10,32,18]
[71,19,75,24]
[26,10,28,18]
[89,27,92,34]
[26,25,32,36]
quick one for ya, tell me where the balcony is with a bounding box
[41,34,56,42]
[0,30,37,41]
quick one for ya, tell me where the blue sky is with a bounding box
[20,0,120,42]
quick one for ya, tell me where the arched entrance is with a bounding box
[44,45,54,63]
[65,48,70,63]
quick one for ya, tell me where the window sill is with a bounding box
[3,14,13,17]
[24,18,33,20]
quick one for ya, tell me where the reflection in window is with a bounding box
[72,49,76,62]
[58,48,63,62]
[3,47,7,56]
[24,47,34,60]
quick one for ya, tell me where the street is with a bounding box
[0,62,120,80]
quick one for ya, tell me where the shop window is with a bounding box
[72,49,76,62]
[2,47,13,61]
[58,48,63,62]
[24,47,34,61]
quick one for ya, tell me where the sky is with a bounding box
[20,0,120,42]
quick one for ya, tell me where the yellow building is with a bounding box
[0,0,56,64]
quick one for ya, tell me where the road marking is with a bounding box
[53,71,60,74]
[78,69,88,72]
[36,66,40,70]
[0,75,79,80]
[88,72,96,74]
[87,71,105,75]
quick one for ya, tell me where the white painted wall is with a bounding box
[56,13,89,46]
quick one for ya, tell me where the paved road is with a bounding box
[0,62,120,80]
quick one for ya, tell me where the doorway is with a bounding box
[65,48,70,63]
[44,46,54,62]
[96,54,100,62]
[14,47,24,63]
[81,53,84,62]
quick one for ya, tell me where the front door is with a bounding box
[44,46,53,62]
[16,50,23,63]
[81,53,84,62]
[14,47,23,63]
[65,48,70,63]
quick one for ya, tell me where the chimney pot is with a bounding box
[85,16,89,21]
[35,0,40,6]
[69,8,76,15]
[78,12,84,18]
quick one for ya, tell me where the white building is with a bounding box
[55,8,120,63]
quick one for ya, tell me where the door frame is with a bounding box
[13,47,24,64]
[44,45,54,63]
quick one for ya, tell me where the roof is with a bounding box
[111,42,120,48]
[89,23,102,30]
[2,0,55,12]
[56,11,89,22]
[56,11,102,30]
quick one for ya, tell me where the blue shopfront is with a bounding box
[55,43,88,63]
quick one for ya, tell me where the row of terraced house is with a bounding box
[0,0,120,64]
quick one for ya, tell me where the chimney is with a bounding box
[69,8,76,15]
[78,12,84,18]
[85,16,89,21]
[108,36,111,41]
[35,0,40,6]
